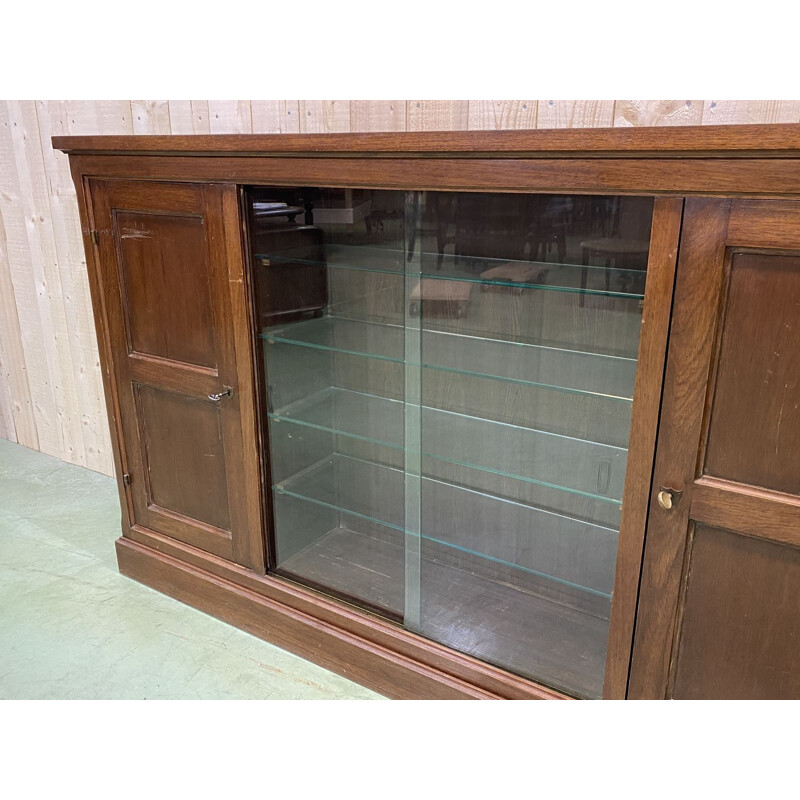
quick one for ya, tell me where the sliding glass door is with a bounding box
[249,186,653,698]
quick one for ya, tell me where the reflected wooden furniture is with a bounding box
[55,126,800,699]
[579,238,650,305]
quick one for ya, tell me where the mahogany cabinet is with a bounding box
[55,126,800,699]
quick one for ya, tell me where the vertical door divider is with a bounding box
[404,190,423,631]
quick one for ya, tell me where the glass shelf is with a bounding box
[270,387,627,504]
[262,316,638,402]
[255,243,647,299]
[273,453,617,599]
[262,316,404,363]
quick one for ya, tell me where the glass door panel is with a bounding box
[249,187,654,697]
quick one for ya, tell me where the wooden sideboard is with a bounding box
[55,126,800,699]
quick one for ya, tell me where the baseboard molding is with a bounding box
[116,535,567,700]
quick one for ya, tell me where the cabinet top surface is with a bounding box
[52,124,800,158]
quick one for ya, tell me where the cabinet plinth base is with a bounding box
[115,534,567,700]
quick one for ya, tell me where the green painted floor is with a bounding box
[0,438,382,699]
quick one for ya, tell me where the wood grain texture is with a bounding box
[691,477,800,548]
[252,101,301,134]
[537,100,615,129]
[671,525,800,699]
[349,101,405,132]
[69,158,133,526]
[116,536,493,699]
[407,100,469,131]
[4,100,800,477]
[702,100,800,125]
[43,107,800,702]
[7,101,85,467]
[627,198,732,699]
[64,153,800,197]
[728,198,800,249]
[88,179,265,568]
[131,100,171,134]
[63,100,133,135]
[614,100,704,127]
[0,102,62,458]
[278,524,609,697]
[468,101,536,130]
[299,101,351,133]
[703,252,800,494]
[631,198,800,700]
[118,530,567,699]
[37,101,109,473]
[603,196,683,699]
[250,101,296,134]
[0,208,36,445]
[208,101,252,134]
[167,101,210,134]
[53,123,800,157]
[137,385,231,531]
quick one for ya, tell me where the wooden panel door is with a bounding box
[90,180,264,571]
[629,198,800,699]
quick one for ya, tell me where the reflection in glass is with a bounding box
[249,188,653,698]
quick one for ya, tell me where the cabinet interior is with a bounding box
[247,186,654,699]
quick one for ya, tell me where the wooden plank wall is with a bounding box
[2,99,799,476]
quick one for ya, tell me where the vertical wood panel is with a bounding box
[0,206,36,446]
[467,101,536,130]
[63,101,134,135]
[349,101,405,132]
[0,101,61,458]
[37,100,111,473]
[0,293,17,440]
[251,101,301,133]
[168,101,211,134]
[702,100,800,125]
[250,101,282,134]
[407,100,469,131]
[12,77,88,456]
[537,100,615,128]
[208,101,253,133]
[299,101,351,133]
[615,100,704,127]
[131,100,171,134]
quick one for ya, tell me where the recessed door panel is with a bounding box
[137,384,231,532]
[672,524,800,700]
[704,252,800,494]
[116,211,217,368]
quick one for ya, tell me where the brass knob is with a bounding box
[656,486,682,511]
[657,490,673,510]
